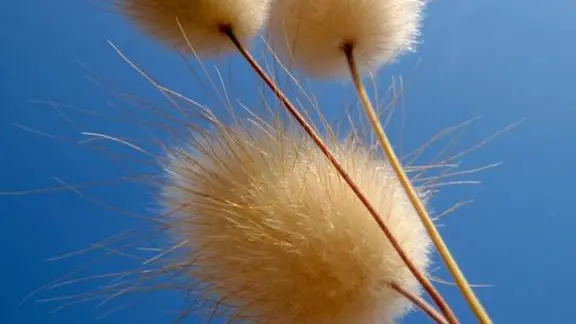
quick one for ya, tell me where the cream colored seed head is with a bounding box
[161,121,431,323]
[268,0,424,77]
[119,0,271,55]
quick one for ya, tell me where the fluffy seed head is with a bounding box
[161,121,431,323]
[119,0,271,55]
[268,0,425,77]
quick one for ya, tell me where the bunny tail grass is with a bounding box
[267,0,424,78]
[343,43,492,324]
[119,0,271,55]
[161,116,433,323]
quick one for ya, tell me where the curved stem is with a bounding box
[343,44,491,324]
[391,282,448,324]
[222,27,458,324]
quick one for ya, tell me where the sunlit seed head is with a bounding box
[160,121,431,323]
[119,0,272,55]
[268,0,425,78]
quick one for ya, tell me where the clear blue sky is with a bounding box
[1,0,575,323]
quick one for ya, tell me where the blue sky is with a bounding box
[1,0,575,323]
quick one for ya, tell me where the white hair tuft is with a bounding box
[268,0,425,77]
[161,120,432,323]
[119,0,272,55]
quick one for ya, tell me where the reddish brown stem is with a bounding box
[222,27,458,324]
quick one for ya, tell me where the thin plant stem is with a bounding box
[390,282,448,324]
[342,44,491,324]
[220,26,458,324]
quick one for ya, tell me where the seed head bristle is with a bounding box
[118,0,272,55]
[160,120,432,323]
[268,0,425,77]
